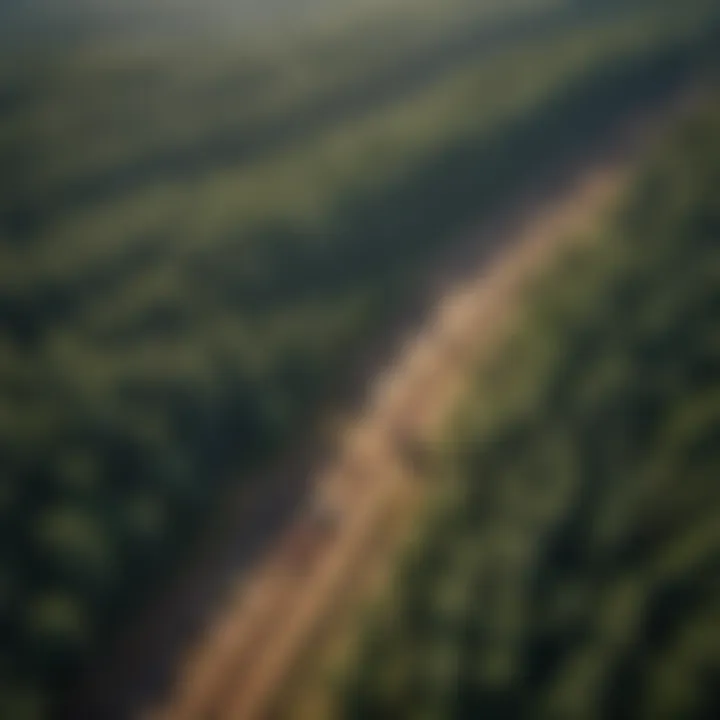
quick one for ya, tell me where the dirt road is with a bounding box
[60,83,703,720]
[140,95,695,720]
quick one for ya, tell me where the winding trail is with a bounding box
[138,93,696,720]
[61,83,703,720]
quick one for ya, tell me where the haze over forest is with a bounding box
[0,0,423,43]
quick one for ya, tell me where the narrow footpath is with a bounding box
[142,92,697,720]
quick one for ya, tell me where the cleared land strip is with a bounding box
[145,93,697,720]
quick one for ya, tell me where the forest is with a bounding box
[339,97,720,720]
[1,0,719,716]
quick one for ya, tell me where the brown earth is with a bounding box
[140,93,699,720]
[61,80,706,720]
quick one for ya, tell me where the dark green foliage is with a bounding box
[339,101,720,720]
[1,0,718,716]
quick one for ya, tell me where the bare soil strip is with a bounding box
[143,92,700,720]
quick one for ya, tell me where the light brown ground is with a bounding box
[144,93,697,720]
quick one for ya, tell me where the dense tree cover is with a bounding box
[0,0,718,716]
[339,98,720,720]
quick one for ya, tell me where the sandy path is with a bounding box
[144,109,677,720]
[115,83,710,720]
